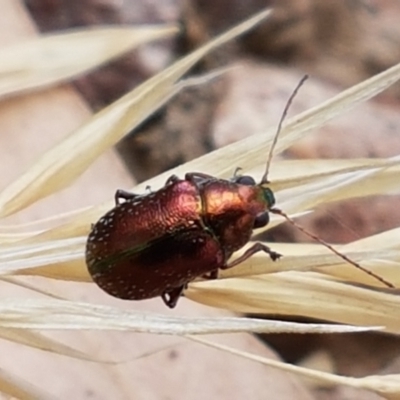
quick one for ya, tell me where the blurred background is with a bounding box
[2,1,400,399]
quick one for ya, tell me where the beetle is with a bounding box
[86,75,393,308]
[86,171,281,308]
[85,78,304,310]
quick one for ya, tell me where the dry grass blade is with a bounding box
[0,327,105,362]
[14,61,400,244]
[0,367,54,400]
[260,157,400,216]
[189,336,400,400]
[270,157,400,190]
[138,61,400,181]
[0,8,399,376]
[10,156,396,241]
[0,9,272,218]
[16,259,89,282]
[0,25,178,98]
[186,272,400,333]
[323,227,400,285]
[356,375,400,400]
[7,222,399,285]
[218,240,399,285]
[0,236,89,280]
[0,237,85,274]
[0,298,379,334]
[4,156,398,285]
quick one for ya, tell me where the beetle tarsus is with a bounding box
[166,175,180,185]
[162,285,186,308]
[223,242,282,270]
[114,189,140,205]
[202,269,219,280]
[269,250,282,261]
[185,172,217,185]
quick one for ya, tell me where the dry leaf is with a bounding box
[0,25,178,98]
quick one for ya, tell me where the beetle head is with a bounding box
[232,174,275,208]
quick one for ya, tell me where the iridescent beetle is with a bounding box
[86,76,393,307]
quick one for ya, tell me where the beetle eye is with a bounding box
[254,212,269,228]
[262,188,275,207]
[234,175,256,186]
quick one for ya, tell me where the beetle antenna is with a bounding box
[270,207,394,288]
[261,74,309,184]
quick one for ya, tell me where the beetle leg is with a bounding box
[165,175,180,185]
[202,269,219,280]
[232,167,243,178]
[114,189,140,205]
[185,172,216,185]
[222,242,282,270]
[162,285,186,308]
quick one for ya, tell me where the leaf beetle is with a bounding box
[86,170,281,308]
[86,76,393,308]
